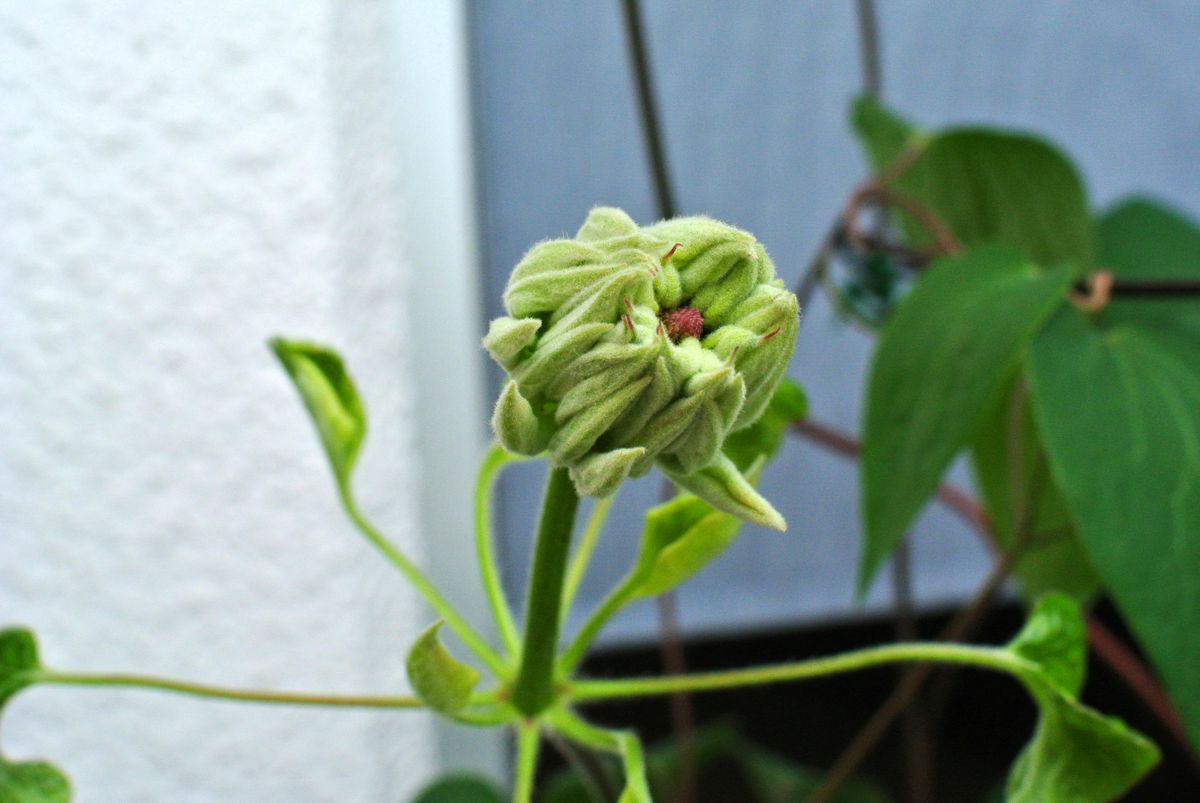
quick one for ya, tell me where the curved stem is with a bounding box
[339,487,508,678]
[560,495,615,628]
[511,467,580,715]
[569,642,1023,703]
[477,443,527,657]
[513,721,541,803]
[36,670,422,709]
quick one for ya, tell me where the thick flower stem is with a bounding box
[511,466,580,716]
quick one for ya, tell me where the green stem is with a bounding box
[339,486,508,678]
[557,577,639,675]
[569,642,1026,702]
[511,467,580,715]
[513,721,541,803]
[477,443,527,657]
[560,494,616,626]
[550,710,651,800]
[36,670,422,709]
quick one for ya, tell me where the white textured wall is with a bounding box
[0,2,459,800]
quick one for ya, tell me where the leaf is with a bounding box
[1025,198,1200,750]
[859,246,1073,592]
[1006,594,1086,698]
[1002,594,1159,802]
[0,629,40,710]
[410,774,505,803]
[850,93,921,172]
[405,622,480,715]
[630,460,765,598]
[269,339,366,487]
[892,128,1094,268]
[0,758,71,803]
[970,380,1100,603]
[723,377,808,471]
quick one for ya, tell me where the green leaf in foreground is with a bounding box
[0,629,40,710]
[850,93,921,173]
[405,622,480,715]
[410,774,504,803]
[269,338,366,487]
[1003,594,1159,803]
[723,377,807,472]
[859,246,1073,592]
[0,758,71,803]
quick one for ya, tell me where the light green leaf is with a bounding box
[270,339,366,488]
[850,93,921,172]
[410,774,504,803]
[0,629,40,710]
[970,380,1100,603]
[1007,594,1086,698]
[894,128,1093,267]
[1027,204,1200,751]
[860,246,1073,592]
[723,377,808,471]
[1005,690,1160,803]
[0,758,71,803]
[405,622,480,716]
[1002,594,1158,802]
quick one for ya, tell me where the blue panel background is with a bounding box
[466,1,1200,645]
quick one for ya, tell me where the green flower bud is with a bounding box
[484,207,800,529]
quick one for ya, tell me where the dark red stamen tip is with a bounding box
[622,313,635,333]
[661,242,683,265]
[761,325,782,342]
[660,306,704,343]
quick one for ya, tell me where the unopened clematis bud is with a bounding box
[484,207,800,530]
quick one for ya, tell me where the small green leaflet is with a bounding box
[405,622,480,716]
[0,759,71,803]
[850,94,921,173]
[0,629,40,709]
[0,629,72,803]
[1028,200,1200,751]
[410,774,505,803]
[723,377,807,471]
[270,339,366,488]
[859,246,1073,592]
[1002,595,1159,802]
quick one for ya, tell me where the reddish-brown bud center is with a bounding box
[660,306,704,342]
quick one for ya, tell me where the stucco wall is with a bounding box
[0,2,455,800]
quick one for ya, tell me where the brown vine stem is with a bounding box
[788,417,1199,768]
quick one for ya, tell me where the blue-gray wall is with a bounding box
[467,1,1200,644]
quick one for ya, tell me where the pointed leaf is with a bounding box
[660,453,785,532]
[405,622,480,715]
[860,246,1073,591]
[0,758,71,803]
[850,93,921,172]
[0,628,41,709]
[270,339,366,487]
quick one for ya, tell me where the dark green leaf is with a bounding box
[970,381,1100,603]
[850,94,920,172]
[723,378,807,471]
[0,758,71,803]
[860,246,1073,592]
[410,774,504,803]
[892,128,1094,268]
[405,622,480,715]
[1001,594,1158,802]
[0,629,40,709]
[269,339,366,488]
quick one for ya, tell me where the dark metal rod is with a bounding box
[620,0,678,219]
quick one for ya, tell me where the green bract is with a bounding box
[484,208,800,529]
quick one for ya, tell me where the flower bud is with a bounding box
[484,207,800,529]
